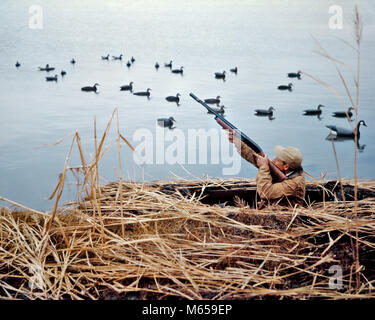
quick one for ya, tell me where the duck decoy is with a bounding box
[70,59,76,64]
[230,67,237,73]
[332,107,354,118]
[254,107,275,116]
[101,54,110,60]
[39,64,55,72]
[157,117,176,128]
[287,71,301,80]
[155,62,160,69]
[204,96,221,104]
[215,71,226,79]
[208,105,225,114]
[131,56,135,63]
[171,66,183,74]
[326,120,367,138]
[15,61,21,68]
[120,82,133,92]
[133,88,151,97]
[112,54,123,60]
[126,60,131,67]
[164,60,172,68]
[81,83,99,92]
[303,104,325,115]
[278,83,293,91]
[165,93,180,103]
[46,75,58,82]
[61,70,67,77]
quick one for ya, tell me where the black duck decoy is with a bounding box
[112,54,123,60]
[131,56,135,63]
[157,117,176,128]
[39,64,55,72]
[133,88,151,97]
[278,83,293,91]
[204,96,221,104]
[303,104,325,115]
[165,93,180,102]
[70,59,76,64]
[207,105,225,114]
[126,61,131,67]
[332,107,354,118]
[15,61,21,68]
[120,82,133,92]
[171,66,183,74]
[215,71,226,79]
[164,60,172,68]
[326,120,367,138]
[101,54,110,60]
[46,75,58,82]
[230,67,237,73]
[155,62,160,69]
[254,107,275,115]
[81,83,99,92]
[287,71,301,80]
[61,70,66,77]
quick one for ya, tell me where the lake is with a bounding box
[0,0,374,211]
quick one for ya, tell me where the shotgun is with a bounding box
[189,93,287,182]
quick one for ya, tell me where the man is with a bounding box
[228,130,305,208]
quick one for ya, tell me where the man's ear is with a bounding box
[284,163,290,171]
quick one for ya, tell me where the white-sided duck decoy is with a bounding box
[287,71,301,80]
[326,120,367,138]
[126,60,131,67]
[215,71,226,79]
[15,61,21,68]
[61,70,66,77]
[303,104,325,115]
[46,75,58,82]
[70,59,76,64]
[81,83,99,92]
[208,105,225,114]
[278,83,293,91]
[131,56,135,63]
[204,96,221,104]
[112,54,123,60]
[133,88,151,97]
[230,67,237,73]
[155,62,160,69]
[157,117,176,128]
[171,66,183,74]
[164,60,172,68]
[332,107,354,118]
[102,54,109,60]
[165,93,180,102]
[120,82,133,91]
[254,107,275,115]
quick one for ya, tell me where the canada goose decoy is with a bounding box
[278,83,293,91]
[332,107,354,118]
[157,117,176,128]
[230,67,237,73]
[126,61,131,67]
[287,71,301,80]
[120,82,133,92]
[215,71,226,79]
[131,56,135,63]
[81,83,99,92]
[326,120,367,138]
[165,93,180,102]
[46,75,58,82]
[101,54,110,60]
[15,61,21,68]
[70,59,76,64]
[155,62,160,69]
[112,54,123,60]
[204,96,221,104]
[303,104,325,115]
[208,105,225,114]
[164,60,172,68]
[133,88,151,97]
[61,70,66,77]
[254,107,275,116]
[171,66,183,74]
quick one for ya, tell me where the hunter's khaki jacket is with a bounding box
[235,140,306,208]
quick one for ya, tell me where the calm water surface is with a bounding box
[0,0,374,210]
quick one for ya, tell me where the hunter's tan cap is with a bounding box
[274,146,303,170]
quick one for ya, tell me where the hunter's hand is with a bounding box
[227,129,238,144]
[255,154,268,168]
